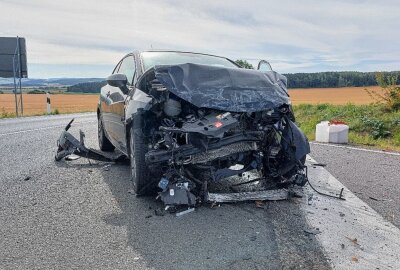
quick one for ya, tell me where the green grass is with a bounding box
[0,109,16,118]
[294,103,400,151]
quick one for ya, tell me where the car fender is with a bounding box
[124,88,154,153]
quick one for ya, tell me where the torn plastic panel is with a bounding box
[283,120,310,161]
[55,119,123,162]
[151,63,290,112]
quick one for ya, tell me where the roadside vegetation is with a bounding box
[294,104,400,150]
[0,107,73,119]
[364,72,400,111]
[295,73,400,151]
[27,89,47,94]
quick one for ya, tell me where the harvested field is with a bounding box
[0,94,98,116]
[0,86,383,117]
[289,85,383,105]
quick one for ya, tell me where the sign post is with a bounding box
[0,36,28,117]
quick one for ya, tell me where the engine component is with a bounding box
[190,141,257,164]
[159,176,196,206]
[163,98,181,117]
[160,112,239,138]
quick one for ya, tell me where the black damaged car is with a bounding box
[97,50,310,197]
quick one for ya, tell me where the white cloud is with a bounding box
[0,0,399,77]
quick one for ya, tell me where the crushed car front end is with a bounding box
[132,63,310,197]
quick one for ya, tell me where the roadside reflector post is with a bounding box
[46,92,51,114]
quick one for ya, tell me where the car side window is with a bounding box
[118,56,136,85]
[257,60,273,72]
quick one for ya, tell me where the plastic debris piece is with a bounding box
[210,201,220,209]
[304,227,321,235]
[154,208,165,216]
[65,154,81,161]
[102,164,111,171]
[346,236,360,246]
[176,208,195,217]
[311,163,326,167]
[255,200,265,208]
[351,256,359,263]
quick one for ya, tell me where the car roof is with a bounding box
[134,50,232,59]
[126,50,238,75]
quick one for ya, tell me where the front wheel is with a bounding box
[129,125,154,195]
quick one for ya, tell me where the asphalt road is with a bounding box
[310,142,400,228]
[0,113,398,270]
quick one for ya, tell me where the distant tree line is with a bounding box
[67,81,107,93]
[283,71,400,88]
[235,59,400,88]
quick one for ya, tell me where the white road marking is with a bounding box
[0,112,96,125]
[310,141,400,156]
[302,156,400,269]
[0,120,96,137]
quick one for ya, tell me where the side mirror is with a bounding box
[107,73,129,94]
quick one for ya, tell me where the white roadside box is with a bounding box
[315,121,349,144]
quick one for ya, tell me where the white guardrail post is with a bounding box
[46,92,51,114]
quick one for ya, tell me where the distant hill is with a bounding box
[66,81,107,93]
[0,78,105,87]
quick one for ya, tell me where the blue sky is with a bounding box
[1,0,399,78]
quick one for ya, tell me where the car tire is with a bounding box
[129,124,153,195]
[98,116,115,151]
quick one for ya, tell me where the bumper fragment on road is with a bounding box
[206,189,289,203]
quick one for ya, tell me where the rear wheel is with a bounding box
[129,125,153,195]
[98,116,115,151]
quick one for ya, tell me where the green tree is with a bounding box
[235,60,254,69]
[364,73,400,111]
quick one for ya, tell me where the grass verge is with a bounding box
[294,104,400,151]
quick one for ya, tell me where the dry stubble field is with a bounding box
[0,86,384,116]
[0,94,99,116]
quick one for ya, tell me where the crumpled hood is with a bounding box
[153,63,290,112]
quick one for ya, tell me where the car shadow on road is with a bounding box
[99,162,332,270]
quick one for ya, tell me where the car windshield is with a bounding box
[141,51,238,71]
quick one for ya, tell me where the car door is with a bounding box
[102,55,136,153]
[100,61,121,146]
